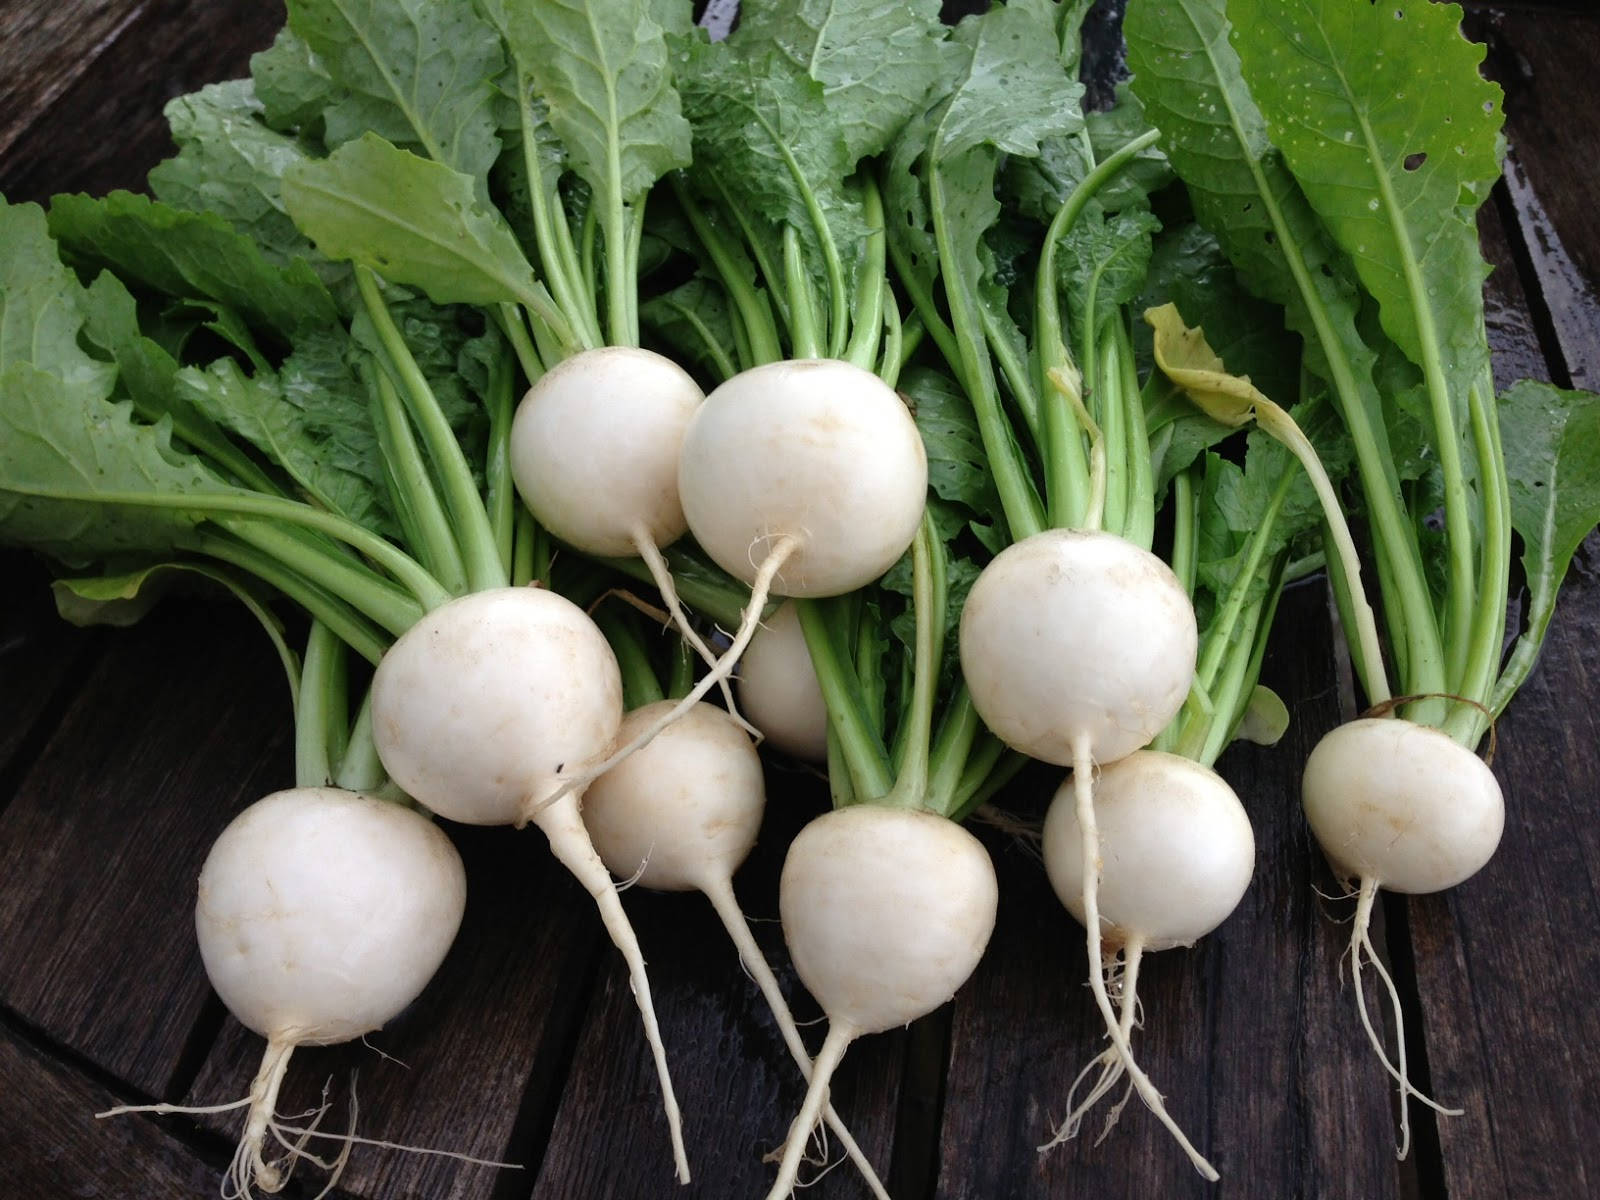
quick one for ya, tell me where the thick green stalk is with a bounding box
[483,348,518,576]
[512,505,537,588]
[877,284,904,388]
[674,179,783,366]
[845,179,887,370]
[357,268,505,593]
[1118,319,1155,552]
[783,227,823,360]
[930,162,1044,542]
[796,598,893,802]
[517,87,600,350]
[981,307,1040,446]
[1194,470,1291,697]
[194,532,392,666]
[1097,323,1128,538]
[221,517,428,634]
[369,365,466,594]
[295,621,346,789]
[497,304,545,384]
[883,522,944,811]
[926,688,982,817]
[595,609,665,711]
[1449,378,1511,745]
[1169,467,1199,597]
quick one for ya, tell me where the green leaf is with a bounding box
[0,364,221,563]
[47,191,338,340]
[1494,380,1600,711]
[283,134,543,312]
[286,0,504,181]
[931,0,1082,164]
[148,81,326,274]
[1060,207,1160,348]
[734,0,948,163]
[489,0,691,203]
[1234,684,1289,746]
[1228,0,1502,430]
[251,28,343,132]
[0,197,117,397]
[640,275,738,382]
[177,325,393,534]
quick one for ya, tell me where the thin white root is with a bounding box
[632,530,759,739]
[1040,940,1144,1152]
[763,1022,857,1200]
[535,792,690,1184]
[536,536,799,813]
[1348,876,1463,1160]
[703,878,891,1200]
[1069,738,1218,1180]
[102,1054,519,1199]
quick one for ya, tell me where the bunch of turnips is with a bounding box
[3,0,1598,1195]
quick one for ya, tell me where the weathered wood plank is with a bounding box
[932,585,1401,1200]
[0,601,291,1097]
[0,0,286,203]
[0,1019,219,1197]
[1401,126,1600,1200]
[0,556,101,782]
[1473,8,1600,389]
[186,823,603,1200]
[530,778,905,1199]
[0,0,137,163]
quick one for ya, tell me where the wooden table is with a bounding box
[3,3,1597,1197]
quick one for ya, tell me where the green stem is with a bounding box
[1197,580,1272,767]
[1450,378,1511,744]
[674,178,783,366]
[335,689,387,793]
[884,521,944,811]
[1118,318,1155,552]
[981,306,1040,446]
[194,532,391,665]
[930,161,1044,542]
[484,348,517,576]
[357,268,505,593]
[517,85,600,351]
[222,517,426,634]
[595,609,665,710]
[926,688,982,817]
[949,743,1025,823]
[783,226,822,360]
[645,291,738,382]
[796,598,892,801]
[1170,468,1199,597]
[1194,471,1291,697]
[885,220,963,383]
[498,304,545,384]
[1097,322,1127,538]
[368,364,467,594]
[294,621,346,789]
[667,636,695,701]
[512,505,536,588]
[845,178,886,371]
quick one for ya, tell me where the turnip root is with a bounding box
[103,788,466,1197]
[583,701,888,1199]
[509,347,740,722]
[763,806,998,1199]
[738,601,828,761]
[1040,753,1254,1148]
[1301,716,1503,1155]
[960,528,1214,1177]
[369,586,690,1182]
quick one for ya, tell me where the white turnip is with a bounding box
[737,601,828,761]
[1039,753,1254,1148]
[1301,716,1502,1154]
[960,528,1213,1177]
[369,586,690,1182]
[763,806,998,1199]
[582,701,888,1199]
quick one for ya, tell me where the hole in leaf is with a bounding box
[1264,231,1277,245]
[1320,264,1334,278]
[1404,152,1427,171]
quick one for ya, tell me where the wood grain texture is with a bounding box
[1473,8,1600,389]
[0,602,291,1097]
[0,0,286,203]
[932,585,1401,1200]
[185,823,603,1200]
[0,0,136,161]
[531,778,905,1200]
[0,556,101,785]
[0,1019,223,1199]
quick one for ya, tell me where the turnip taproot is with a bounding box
[583,701,889,1199]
